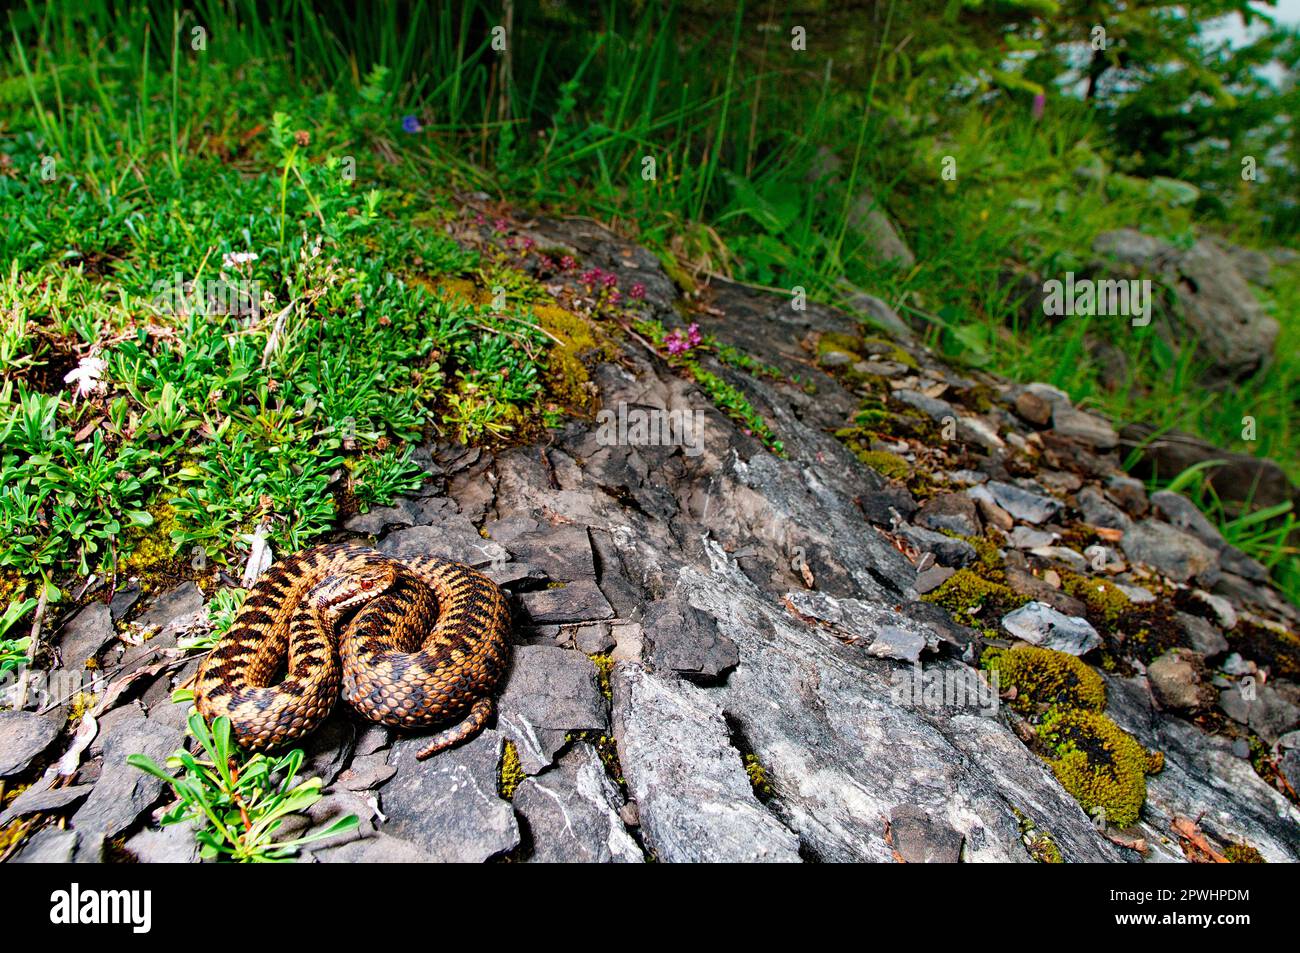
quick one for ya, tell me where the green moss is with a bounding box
[588,652,614,702]
[815,331,864,360]
[1038,708,1163,828]
[861,336,919,369]
[983,645,1106,715]
[855,449,911,481]
[743,753,773,801]
[1224,842,1266,863]
[1061,571,1132,627]
[565,730,626,797]
[922,568,1028,627]
[1231,619,1300,681]
[499,740,525,800]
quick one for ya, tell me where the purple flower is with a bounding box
[493,218,509,233]
[1031,92,1046,121]
[686,323,702,347]
[629,282,646,300]
[664,331,689,355]
[580,268,602,288]
[608,289,623,305]
[601,272,618,289]
[401,115,422,134]
[560,256,577,272]
[521,236,536,252]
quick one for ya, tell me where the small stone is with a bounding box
[519,581,614,624]
[71,713,185,839]
[1076,485,1133,532]
[899,525,976,568]
[917,492,981,537]
[866,626,929,663]
[1007,526,1056,549]
[915,565,955,595]
[0,711,62,777]
[1051,405,1118,450]
[1175,612,1229,659]
[889,803,965,863]
[1106,475,1149,516]
[1147,649,1217,712]
[642,596,738,679]
[56,601,115,666]
[573,622,615,654]
[609,622,645,663]
[11,827,79,864]
[1114,583,1156,604]
[819,349,854,368]
[1000,602,1101,655]
[125,821,201,863]
[1218,684,1300,745]
[1028,546,1089,573]
[1121,520,1219,584]
[1013,391,1053,426]
[1151,490,1225,551]
[0,783,93,824]
[977,481,1062,525]
[1191,590,1238,630]
[134,582,206,629]
[314,833,434,863]
[1004,570,1089,617]
[895,389,955,422]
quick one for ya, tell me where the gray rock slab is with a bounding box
[0,711,62,777]
[514,743,643,863]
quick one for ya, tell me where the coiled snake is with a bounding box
[195,542,511,759]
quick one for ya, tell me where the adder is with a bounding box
[194,542,511,759]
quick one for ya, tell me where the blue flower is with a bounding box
[401,115,422,134]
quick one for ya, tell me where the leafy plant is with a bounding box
[128,711,358,863]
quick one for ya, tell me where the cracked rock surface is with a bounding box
[10,212,1300,865]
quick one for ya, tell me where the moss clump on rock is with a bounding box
[1037,708,1163,828]
[1224,842,1266,863]
[854,449,911,481]
[499,740,525,800]
[983,645,1106,715]
[1061,571,1133,627]
[922,568,1027,626]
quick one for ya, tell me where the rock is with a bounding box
[336,753,396,792]
[1029,545,1090,573]
[1220,546,1271,583]
[819,349,853,369]
[518,581,614,624]
[1115,583,1156,604]
[865,626,930,663]
[889,804,965,863]
[381,730,519,862]
[1005,569,1089,618]
[1150,490,1225,551]
[1105,674,1300,862]
[1121,520,1219,584]
[915,565,955,595]
[848,190,915,267]
[916,492,981,537]
[895,389,955,423]
[573,622,615,654]
[1006,526,1056,549]
[1076,485,1133,532]
[1013,390,1053,426]
[11,827,79,864]
[1175,612,1229,659]
[1191,590,1238,630]
[0,783,93,823]
[840,287,916,340]
[1001,602,1101,655]
[134,582,205,629]
[976,481,1062,525]
[125,821,201,863]
[56,601,115,666]
[377,519,492,567]
[642,596,738,680]
[899,525,976,568]
[1219,683,1300,745]
[514,743,643,863]
[857,484,917,526]
[1052,404,1118,450]
[611,662,802,863]
[0,711,61,777]
[1093,230,1278,380]
[1106,474,1149,516]
[489,524,596,580]
[853,359,908,378]
[313,832,434,863]
[1147,649,1217,712]
[71,713,185,839]
[496,645,608,774]
[109,585,142,622]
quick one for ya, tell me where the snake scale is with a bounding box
[195,542,511,759]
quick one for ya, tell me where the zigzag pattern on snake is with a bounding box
[194,542,511,760]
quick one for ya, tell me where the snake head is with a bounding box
[307,561,399,613]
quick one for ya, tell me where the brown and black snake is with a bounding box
[194,542,511,759]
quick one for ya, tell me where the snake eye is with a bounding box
[360,579,373,591]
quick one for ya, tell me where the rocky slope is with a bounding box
[5,212,1298,864]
